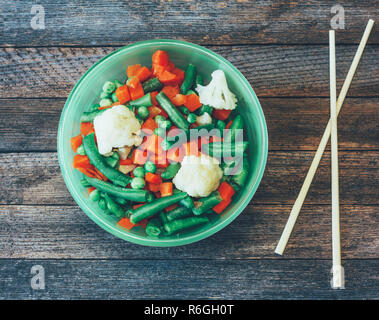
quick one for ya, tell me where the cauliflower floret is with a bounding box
[93,105,142,155]
[173,154,223,198]
[196,112,212,126]
[195,70,237,110]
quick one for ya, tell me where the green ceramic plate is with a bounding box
[57,39,268,246]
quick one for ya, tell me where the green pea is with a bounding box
[112,92,118,102]
[98,198,107,210]
[159,119,172,130]
[100,91,111,99]
[103,81,116,94]
[137,106,149,119]
[216,120,226,131]
[154,127,166,138]
[99,98,112,108]
[76,144,86,155]
[89,189,100,202]
[155,115,166,125]
[187,113,197,124]
[161,138,173,151]
[133,167,145,178]
[144,160,157,173]
[114,80,123,88]
[179,106,190,115]
[131,177,146,189]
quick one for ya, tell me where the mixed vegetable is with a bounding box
[71,50,249,237]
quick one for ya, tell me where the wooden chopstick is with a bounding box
[329,30,342,288]
[275,19,375,256]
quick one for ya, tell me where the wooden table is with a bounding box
[0,1,378,299]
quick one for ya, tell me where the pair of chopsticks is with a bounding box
[275,19,374,288]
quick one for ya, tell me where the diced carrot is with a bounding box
[141,117,158,133]
[80,122,95,136]
[172,68,185,84]
[225,120,233,129]
[165,204,178,212]
[117,217,136,230]
[98,105,113,110]
[73,155,91,169]
[171,94,187,106]
[213,197,232,214]
[133,203,146,210]
[136,66,152,82]
[213,109,232,121]
[115,85,131,104]
[160,182,173,197]
[119,158,133,165]
[149,152,169,168]
[145,172,162,184]
[76,167,97,179]
[129,81,144,100]
[167,146,185,163]
[148,105,164,119]
[93,167,108,181]
[162,85,180,100]
[132,148,149,165]
[127,76,140,89]
[218,181,235,200]
[168,61,176,72]
[148,182,161,193]
[183,140,199,156]
[184,93,202,112]
[152,63,166,77]
[151,91,159,105]
[152,50,169,66]
[87,187,96,194]
[158,70,177,85]
[126,64,141,78]
[209,136,223,143]
[145,134,163,155]
[71,134,83,153]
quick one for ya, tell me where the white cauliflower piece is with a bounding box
[93,105,142,155]
[173,154,223,198]
[195,69,237,110]
[196,112,212,126]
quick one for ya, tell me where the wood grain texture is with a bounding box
[1,97,378,152]
[1,151,377,205]
[1,1,378,46]
[0,259,378,299]
[0,45,377,98]
[0,204,377,259]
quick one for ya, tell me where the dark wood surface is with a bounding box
[0,0,378,300]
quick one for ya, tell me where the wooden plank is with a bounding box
[0,45,377,98]
[0,151,377,205]
[1,1,378,46]
[1,97,377,152]
[0,259,377,299]
[0,204,377,259]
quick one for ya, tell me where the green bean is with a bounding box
[129,192,187,224]
[76,144,86,155]
[232,157,249,187]
[103,81,116,94]
[114,197,128,205]
[81,178,91,188]
[195,74,203,87]
[179,106,191,115]
[163,216,209,235]
[131,177,146,189]
[203,141,248,158]
[161,163,181,179]
[165,206,192,222]
[156,92,189,131]
[133,166,145,178]
[192,192,222,215]
[216,120,226,132]
[144,160,156,173]
[224,115,244,143]
[179,196,195,209]
[145,218,162,237]
[98,198,107,210]
[180,64,197,94]
[103,154,119,168]
[159,211,169,225]
[129,93,152,108]
[137,106,149,119]
[85,176,151,203]
[142,77,163,93]
[80,109,106,123]
[83,133,130,187]
[197,105,212,116]
[103,193,124,218]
